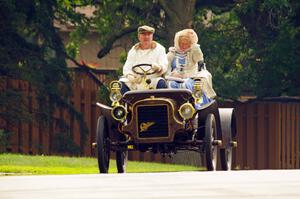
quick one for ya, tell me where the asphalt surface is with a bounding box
[1,170,300,199]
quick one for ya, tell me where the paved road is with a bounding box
[1,170,300,199]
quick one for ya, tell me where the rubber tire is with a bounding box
[220,147,232,171]
[220,112,235,171]
[96,116,110,173]
[116,150,128,173]
[205,114,218,171]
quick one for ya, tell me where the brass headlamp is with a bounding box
[179,102,195,120]
[109,81,128,122]
[109,81,122,106]
[112,105,127,122]
[192,78,203,104]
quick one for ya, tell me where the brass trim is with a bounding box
[109,91,122,105]
[133,98,183,124]
[111,105,127,122]
[140,121,155,132]
[109,81,122,106]
[109,80,122,89]
[135,103,170,140]
[120,97,186,143]
[192,78,203,103]
[179,102,196,120]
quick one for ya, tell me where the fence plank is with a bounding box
[268,103,280,169]
[296,105,300,168]
[90,104,97,156]
[281,104,287,168]
[72,73,82,149]
[7,79,19,152]
[20,80,30,153]
[153,153,162,163]
[83,88,92,156]
[235,103,246,169]
[143,152,152,162]
[257,103,265,169]
[10,123,21,153]
[246,103,256,169]
[20,123,30,153]
[31,122,40,154]
[276,103,282,169]
[128,151,140,161]
[291,104,296,168]
[42,124,50,155]
[286,104,291,168]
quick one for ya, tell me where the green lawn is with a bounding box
[0,153,201,175]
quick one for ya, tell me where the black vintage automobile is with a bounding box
[94,64,237,173]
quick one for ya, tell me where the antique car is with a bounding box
[93,64,237,173]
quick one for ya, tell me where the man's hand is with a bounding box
[170,71,184,78]
[152,63,162,73]
[126,73,142,83]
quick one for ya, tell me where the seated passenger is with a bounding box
[166,29,216,107]
[119,25,168,94]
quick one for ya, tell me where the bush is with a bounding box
[0,129,10,152]
[52,132,81,156]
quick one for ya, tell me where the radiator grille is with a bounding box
[137,105,169,138]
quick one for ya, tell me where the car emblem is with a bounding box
[140,122,155,133]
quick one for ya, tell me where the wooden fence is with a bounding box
[0,70,107,156]
[1,71,299,169]
[233,100,300,169]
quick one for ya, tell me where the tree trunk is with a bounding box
[159,0,196,46]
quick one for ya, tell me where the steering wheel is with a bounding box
[132,64,156,76]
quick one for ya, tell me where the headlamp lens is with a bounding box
[110,91,122,102]
[112,106,127,121]
[179,103,195,120]
[194,90,202,98]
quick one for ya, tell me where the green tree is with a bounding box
[0,0,88,154]
[92,0,299,98]
[234,0,300,96]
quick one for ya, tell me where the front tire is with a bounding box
[205,114,218,171]
[219,109,236,171]
[116,150,128,173]
[96,116,110,173]
[220,147,232,170]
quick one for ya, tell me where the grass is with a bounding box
[0,153,201,175]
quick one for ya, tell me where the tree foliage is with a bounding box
[234,0,300,96]
[0,0,88,151]
[76,0,299,98]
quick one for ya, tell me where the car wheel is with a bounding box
[116,150,128,173]
[205,113,218,171]
[96,116,110,173]
[219,108,237,171]
[220,146,232,170]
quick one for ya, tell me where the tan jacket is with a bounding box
[166,29,204,78]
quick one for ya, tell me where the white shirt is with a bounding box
[123,42,168,77]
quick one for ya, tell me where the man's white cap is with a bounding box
[138,25,155,34]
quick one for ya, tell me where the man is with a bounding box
[119,25,168,94]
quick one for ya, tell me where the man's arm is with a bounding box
[154,45,168,75]
[123,48,135,76]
